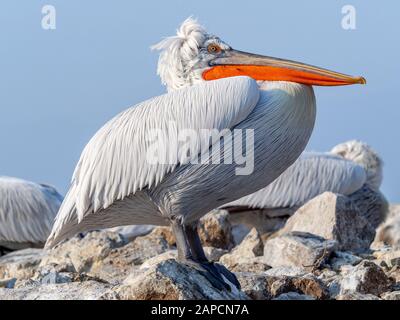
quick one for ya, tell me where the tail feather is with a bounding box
[45,187,167,249]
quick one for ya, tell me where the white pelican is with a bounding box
[0,176,63,254]
[224,140,387,235]
[45,18,365,289]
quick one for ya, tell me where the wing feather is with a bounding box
[46,77,259,247]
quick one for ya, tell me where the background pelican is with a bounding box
[224,140,387,236]
[45,18,364,289]
[0,176,63,254]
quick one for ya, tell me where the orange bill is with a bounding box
[203,50,366,86]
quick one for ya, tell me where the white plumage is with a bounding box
[152,18,231,91]
[0,176,63,251]
[73,76,259,220]
[330,140,383,191]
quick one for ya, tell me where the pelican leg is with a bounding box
[171,219,193,261]
[184,223,208,262]
[185,223,241,290]
[171,219,240,291]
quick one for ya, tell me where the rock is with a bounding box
[374,205,400,249]
[316,269,342,298]
[289,275,329,299]
[388,204,400,218]
[0,280,116,300]
[372,248,400,268]
[13,278,39,289]
[386,265,400,282]
[110,229,173,266]
[198,210,234,250]
[113,259,247,300]
[0,249,45,280]
[263,232,336,271]
[203,247,228,262]
[140,251,177,270]
[93,229,174,282]
[236,272,328,300]
[236,273,272,300]
[231,224,251,246]
[340,260,392,296]
[226,206,295,235]
[264,266,307,277]
[273,292,316,300]
[0,278,16,289]
[150,227,176,246]
[382,291,400,300]
[328,251,362,271]
[267,274,329,300]
[279,192,375,252]
[220,228,263,268]
[336,292,380,300]
[39,271,74,285]
[41,231,126,273]
[230,259,271,273]
[348,185,388,229]
[41,229,173,283]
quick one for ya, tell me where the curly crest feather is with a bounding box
[152,18,216,91]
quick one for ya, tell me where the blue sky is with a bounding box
[0,0,399,202]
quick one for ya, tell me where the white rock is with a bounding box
[220,228,263,267]
[279,192,375,252]
[263,232,337,270]
[115,259,247,300]
[273,292,315,300]
[264,266,307,277]
[336,292,381,300]
[0,281,116,300]
[382,291,400,300]
[340,260,392,296]
[329,251,362,271]
[139,250,177,270]
[0,249,44,280]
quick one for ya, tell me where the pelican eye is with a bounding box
[207,44,221,54]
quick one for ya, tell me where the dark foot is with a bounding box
[180,259,240,291]
[214,263,241,290]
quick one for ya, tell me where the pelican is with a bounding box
[0,176,63,254]
[224,140,387,235]
[45,18,365,289]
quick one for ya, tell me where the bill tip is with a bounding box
[358,76,367,85]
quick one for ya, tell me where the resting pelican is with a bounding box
[224,140,387,235]
[45,18,365,289]
[0,176,63,254]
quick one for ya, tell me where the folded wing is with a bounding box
[46,77,260,247]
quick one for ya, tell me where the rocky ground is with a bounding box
[0,192,399,300]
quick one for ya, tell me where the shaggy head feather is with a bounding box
[152,17,231,91]
[331,140,383,190]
